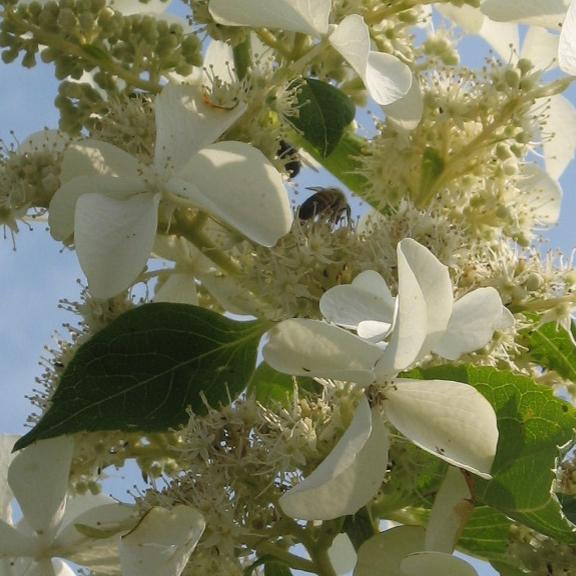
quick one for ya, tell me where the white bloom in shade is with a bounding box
[279,396,389,520]
[354,468,478,576]
[208,0,412,105]
[480,0,569,29]
[120,505,205,576]
[263,239,502,483]
[49,83,292,299]
[560,0,576,74]
[437,4,519,58]
[0,436,136,576]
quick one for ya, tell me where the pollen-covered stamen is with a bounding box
[202,61,247,110]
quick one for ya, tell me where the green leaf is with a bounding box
[290,130,369,195]
[458,507,514,564]
[284,78,355,157]
[247,362,321,407]
[522,320,576,381]
[244,556,293,576]
[14,304,267,451]
[407,365,576,542]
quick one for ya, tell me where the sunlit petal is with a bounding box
[154,84,246,176]
[480,0,569,29]
[521,26,559,70]
[279,398,389,520]
[263,319,381,386]
[542,94,576,180]
[169,141,293,246]
[518,164,562,227]
[208,0,331,35]
[61,140,141,183]
[48,176,147,242]
[75,192,160,298]
[319,270,395,335]
[0,435,18,523]
[560,0,576,73]
[433,287,508,360]
[155,273,199,305]
[0,520,35,556]
[328,533,357,575]
[425,467,473,553]
[9,437,74,534]
[329,15,412,105]
[120,505,205,576]
[384,379,498,478]
[381,77,423,131]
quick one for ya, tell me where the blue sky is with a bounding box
[0,18,575,576]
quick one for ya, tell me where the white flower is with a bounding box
[208,0,412,106]
[354,467,479,576]
[263,240,503,520]
[0,436,135,576]
[480,0,570,29]
[49,83,293,299]
[560,0,576,74]
[120,505,205,576]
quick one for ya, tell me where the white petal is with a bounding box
[52,560,77,576]
[263,319,381,386]
[480,0,569,29]
[319,270,395,334]
[517,164,562,226]
[120,505,205,576]
[57,502,136,572]
[48,176,147,242]
[438,5,519,57]
[542,94,576,180]
[381,77,423,131]
[328,533,357,575]
[329,15,412,105]
[279,398,389,520]
[398,238,453,353]
[203,40,238,91]
[401,552,478,576]
[425,467,473,553]
[208,0,330,35]
[560,0,576,73]
[200,272,261,316]
[384,379,498,478]
[432,288,507,360]
[521,26,560,70]
[0,519,35,556]
[0,436,19,524]
[155,273,198,305]
[154,83,246,176]
[17,130,70,155]
[108,0,168,15]
[9,437,74,535]
[61,140,141,183]
[75,192,160,298]
[355,525,425,576]
[375,239,440,376]
[169,141,293,246]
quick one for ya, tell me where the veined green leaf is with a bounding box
[407,365,576,542]
[522,319,576,381]
[284,78,355,157]
[14,304,267,451]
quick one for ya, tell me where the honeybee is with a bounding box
[298,186,351,226]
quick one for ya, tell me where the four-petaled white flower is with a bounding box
[0,436,136,576]
[208,0,413,106]
[263,239,509,520]
[49,82,293,299]
[354,468,479,576]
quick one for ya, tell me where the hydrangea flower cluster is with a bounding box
[0,0,575,575]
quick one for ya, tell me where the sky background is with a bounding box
[0,9,575,576]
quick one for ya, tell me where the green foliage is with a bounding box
[284,78,355,157]
[522,320,576,382]
[14,304,267,451]
[247,362,321,407]
[408,365,576,542]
